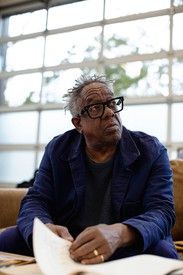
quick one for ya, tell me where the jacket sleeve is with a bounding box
[17,142,55,247]
[123,147,175,251]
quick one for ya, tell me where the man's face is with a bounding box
[72,82,122,149]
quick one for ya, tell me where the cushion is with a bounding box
[0,188,27,229]
[170,160,183,241]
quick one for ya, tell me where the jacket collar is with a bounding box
[68,133,84,160]
[119,126,140,168]
[60,127,141,166]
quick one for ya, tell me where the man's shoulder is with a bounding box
[129,129,160,143]
[124,128,165,156]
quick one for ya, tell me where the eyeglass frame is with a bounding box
[77,96,124,119]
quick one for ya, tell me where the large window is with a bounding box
[0,0,183,186]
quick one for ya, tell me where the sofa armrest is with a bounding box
[0,188,27,229]
[170,160,183,242]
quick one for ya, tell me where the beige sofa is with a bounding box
[0,188,27,229]
[0,160,183,256]
[170,160,183,258]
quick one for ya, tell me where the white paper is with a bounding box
[33,218,183,275]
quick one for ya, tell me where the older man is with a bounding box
[0,75,178,262]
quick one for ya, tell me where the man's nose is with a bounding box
[103,105,115,118]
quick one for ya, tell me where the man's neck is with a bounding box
[85,145,117,163]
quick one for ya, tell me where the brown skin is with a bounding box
[47,82,139,264]
[46,223,73,242]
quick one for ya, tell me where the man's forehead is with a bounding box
[81,82,113,97]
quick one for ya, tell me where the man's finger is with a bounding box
[70,239,97,260]
[57,226,74,241]
[81,254,105,265]
[71,228,95,250]
[77,246,106,261]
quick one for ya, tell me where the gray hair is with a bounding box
[64,74,114,117]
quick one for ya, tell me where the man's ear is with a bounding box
[72,117,83,134]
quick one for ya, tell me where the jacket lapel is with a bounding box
[68,134,86,214]
[111,127,140,220]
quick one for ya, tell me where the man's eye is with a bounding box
[109,100,117,108]
[89,105,102,112]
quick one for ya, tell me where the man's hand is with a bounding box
[69,223,138,264]
[46,223,74,242]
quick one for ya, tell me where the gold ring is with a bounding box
[93,249,99,256]
[100,254,104,262]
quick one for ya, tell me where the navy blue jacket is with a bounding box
[17,127,175,252]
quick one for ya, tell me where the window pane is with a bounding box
[173,14,183,50]
[169,149,177,160]
[5,37,44,71]
[0,151,35,184]
[105,59,168,97]
[105,0,170,18]
[104,17,169,57]
[39,110,74,144]
[45,27,101,66]
[48,0,103,29]
[172,103,183,142]
[0,112,38,144]
[177,147,183,159]
[121,104,167,142]
[173,0,183,6]
[1,73,42,106]
[42,68,98,104]
[0,42,6,71]
[8,10,47,36]
[172,58,183,95]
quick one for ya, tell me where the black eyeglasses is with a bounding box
[78,96,124,119]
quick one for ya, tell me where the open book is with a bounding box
[33,218,183,275]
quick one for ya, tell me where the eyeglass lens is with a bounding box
[88,97,123,118]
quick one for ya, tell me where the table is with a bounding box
[0,252,43,275]
[0,263,43,275]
